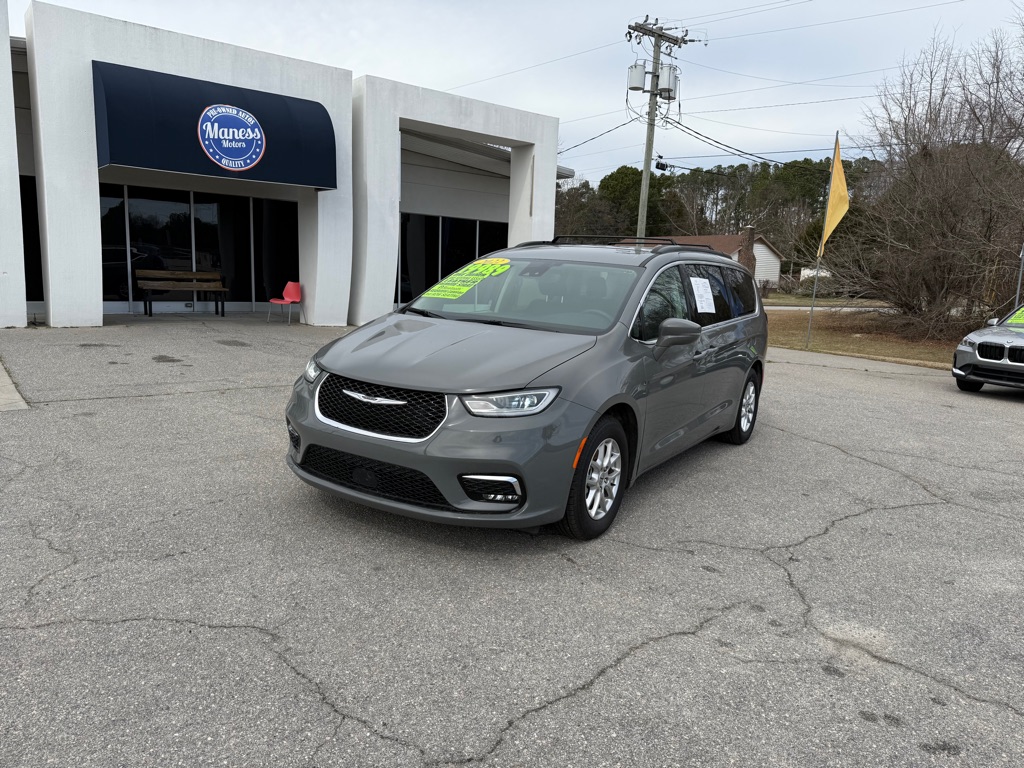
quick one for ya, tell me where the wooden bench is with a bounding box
[135,270,229,317]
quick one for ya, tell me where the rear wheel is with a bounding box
[722,370,760,445]
[557,416,628,540]
[956,378,984,392]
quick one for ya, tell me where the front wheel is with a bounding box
[557,416,628,540]
[722,370,760,445]
[956,378,984,392]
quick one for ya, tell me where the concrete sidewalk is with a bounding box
[0,358,28,411]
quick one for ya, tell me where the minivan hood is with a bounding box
[318,314,596,393]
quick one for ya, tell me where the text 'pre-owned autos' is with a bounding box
[286,239,768,539]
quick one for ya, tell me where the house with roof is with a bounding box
[652,228,784,286]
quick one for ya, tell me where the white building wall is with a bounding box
[25,2,353,327]
[753,241,782,284]
[0,0,27,328]
[351,75,558,326]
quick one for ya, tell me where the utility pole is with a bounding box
[627,18,697,243]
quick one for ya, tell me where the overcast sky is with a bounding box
[7,0,1018,182]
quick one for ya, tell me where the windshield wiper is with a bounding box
[449,317,534,329]
[402,306,447,319]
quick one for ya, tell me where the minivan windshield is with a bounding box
[405,258,642,334]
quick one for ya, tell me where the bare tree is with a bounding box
[831,28,1024,338]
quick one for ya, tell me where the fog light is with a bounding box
[287,422,300,451]
[483,493,520,503]
[459,475,524,504]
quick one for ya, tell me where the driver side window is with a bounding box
[631,266,691,342]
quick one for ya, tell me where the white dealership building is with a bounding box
[0,1,565,328]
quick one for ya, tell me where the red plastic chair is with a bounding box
[267,281,304,324]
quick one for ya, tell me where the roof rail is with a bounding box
[512,240,556,248]
[569,235,678,245]
[650,243,717,255]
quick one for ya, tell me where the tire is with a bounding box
[956,378,984,392]
[557,416,629,540]
[722,370,760,445]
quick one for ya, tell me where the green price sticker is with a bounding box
[422,258,510,299]
[1007,307,1024,325]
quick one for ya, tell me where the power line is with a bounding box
[445,41,625,91]
[676,0,814,28]
[682,59,895,87]
[686,113,834,137]
[684,78,875,104]
[558,120,637,155]
[666,118,780,165]
[626,1,815,48]
[661,146,872,160]
[562,142,646,160]
[687,94,871,114]
[713,0,966,41]
[561,92,871,126]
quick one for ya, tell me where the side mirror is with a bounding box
[654,318,701,359]
[986,318,999,327]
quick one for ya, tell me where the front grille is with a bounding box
[1009,346,1024,364]
[972,365,1024,385]
[977,342,1005,361]
[300,444,457,511]
[317,374,446,439]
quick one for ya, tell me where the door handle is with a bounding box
[693,347,716,360]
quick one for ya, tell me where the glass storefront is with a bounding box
[94,185,299,312]
[397,214,509,304]
[19,177,44,302]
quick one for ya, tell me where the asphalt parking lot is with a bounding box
[1,314,1022,767]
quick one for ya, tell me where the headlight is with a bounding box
[303,358,322,382]
[960,337,977,349]
[460,388,559,417]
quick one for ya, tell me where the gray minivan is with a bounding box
[286,241,767,539]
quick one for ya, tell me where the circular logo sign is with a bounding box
[197,104,266,172]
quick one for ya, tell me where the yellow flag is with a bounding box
[816,134,849,260]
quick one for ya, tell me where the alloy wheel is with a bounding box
[585,438,622,520]
[740,381,757,432]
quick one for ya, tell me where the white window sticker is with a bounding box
[689,277,716,314]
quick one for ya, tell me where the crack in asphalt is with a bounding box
[0,614,425,764]
[26,383,292,406]
[268,648,427,767]
[606,495,1024,723]
[24,524,80,609]
[765,424,1021,526]
[0,615,282,638]
[769,551,1024,720]
[765,424,946,503]
[605,501,942,560]
[867,447,1021,480]
[427,604,746,766]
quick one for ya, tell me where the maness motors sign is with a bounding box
[198,104,266,171]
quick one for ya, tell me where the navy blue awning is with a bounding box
[92,61,337,190]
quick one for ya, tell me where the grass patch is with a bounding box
[767,310,955,367]
[762,294,887,308]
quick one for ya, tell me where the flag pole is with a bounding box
[805,132,840,350]
[1015,240,1024,308]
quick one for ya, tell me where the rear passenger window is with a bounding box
[724,267,757,316]
[683,264,732,326]
[631,266,690,342]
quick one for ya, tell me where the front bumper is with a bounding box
[285,376,596,528]
[952,346,1024,390]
